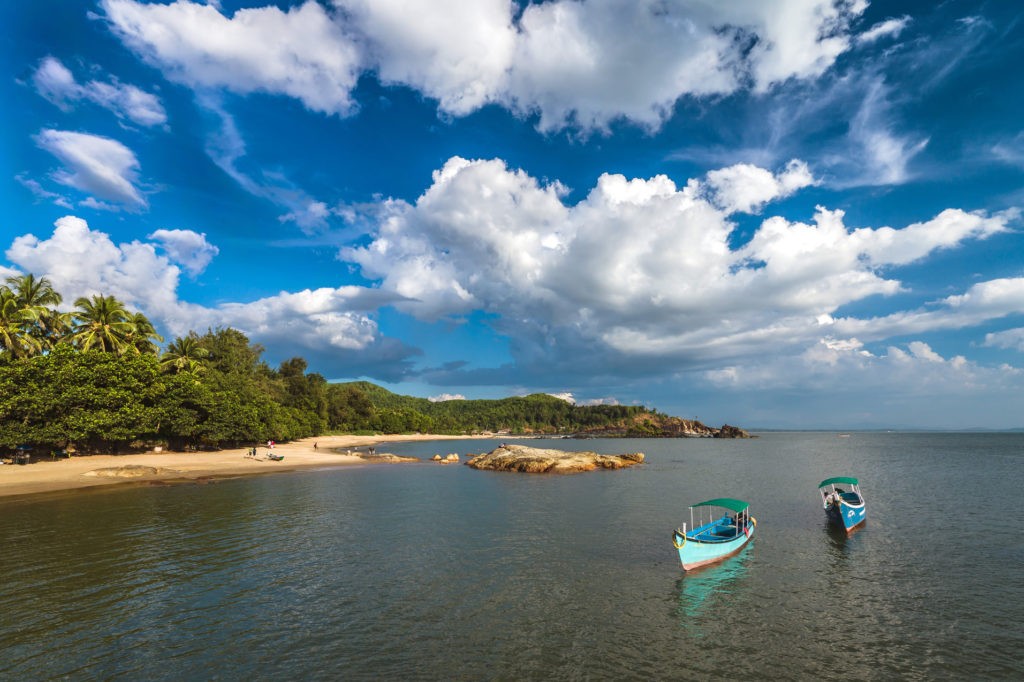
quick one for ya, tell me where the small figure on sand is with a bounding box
[314,442,318,450]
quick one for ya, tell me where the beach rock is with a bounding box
[84,465,180,478]
[465,444,644,474]
[356,452,418,463]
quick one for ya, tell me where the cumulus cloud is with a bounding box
[148,229,219,276]
[3,216,419,380]
[339,0,514,116]
[105,0,872,132]
[344,156,1017,383]
[32,56,167,127]
[35,129,147,209]
[102,0,361,116]
[705,160,815,214]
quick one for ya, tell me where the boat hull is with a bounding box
[826,499,866,532]
[675,526,755,571]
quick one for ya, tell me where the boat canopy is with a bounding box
[691,498,749,513]
[819,476,859,488]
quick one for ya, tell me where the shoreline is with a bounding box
[0,434,483,501]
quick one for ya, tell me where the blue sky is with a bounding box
[3,0,1024,429]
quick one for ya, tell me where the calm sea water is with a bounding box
[1,433,1022,680]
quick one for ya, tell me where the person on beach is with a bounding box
[314,442,318,450]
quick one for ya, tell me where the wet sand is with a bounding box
[0,434,479,499]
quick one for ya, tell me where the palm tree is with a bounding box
[3,273,62,354]
[124,311,164,355]
[160,334,210,373]
[69,294,134,354]
[0,288,42,358]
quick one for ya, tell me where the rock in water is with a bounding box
[465,444,644,474]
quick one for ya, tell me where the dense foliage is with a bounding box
[0,275,688,454]
[326,381,662,435]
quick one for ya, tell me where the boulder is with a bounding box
[465,444,644,474]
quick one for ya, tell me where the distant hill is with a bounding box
[326,382,749,438]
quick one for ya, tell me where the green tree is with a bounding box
[124,311,163,355]
[161,334,210,374]
[4,273,63,353]
[70,294,134,354]
[0,288,41,359]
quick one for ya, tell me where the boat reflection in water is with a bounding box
[675,546,752,625]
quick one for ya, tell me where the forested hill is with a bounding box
[328,381,748,438]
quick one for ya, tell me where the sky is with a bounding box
[3,0,1024,430]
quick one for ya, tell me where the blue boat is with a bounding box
[671,498,756,571]
[819,476,866,532]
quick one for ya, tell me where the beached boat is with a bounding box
[819,476,866,532]
[267,453,284,462]
[672,498,756,571]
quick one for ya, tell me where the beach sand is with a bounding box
[0,434,479,500]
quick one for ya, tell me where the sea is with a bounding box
[1,432,1022,680]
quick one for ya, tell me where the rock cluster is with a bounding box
[465,444,644,474]
[431,453,461,464]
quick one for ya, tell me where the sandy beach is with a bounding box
[0,434,479,500]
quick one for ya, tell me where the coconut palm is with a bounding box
[3,273,62,354]
[0,287,42,358]
[69,294,134,354]
[160,334,210,373]
[124,311,163,355]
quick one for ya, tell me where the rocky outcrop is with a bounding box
[465,444,644,474]
[575,414,753,438]
[714,424,752,439]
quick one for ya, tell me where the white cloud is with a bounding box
[32,56,167,127]
[3,216,417,380]
[856,17,911,45]
[35,129,147,209]
[428,393,466,402]
[148,229,219,276]
[103,0,361,116]
[6,216,180,314]
[202,99,330,232]
[842,77,929,185]
[984,328,1024,351]
[695,336,1023,429]
[338,0,514,115]
[279,201,330,230]
[705,159,815,214]
[548,392,575,403]
[344,156,1017,382]
[15,173,73,209]
[105,0,870,132]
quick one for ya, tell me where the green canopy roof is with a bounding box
[819,476,858,488]
[691,498,749,513]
